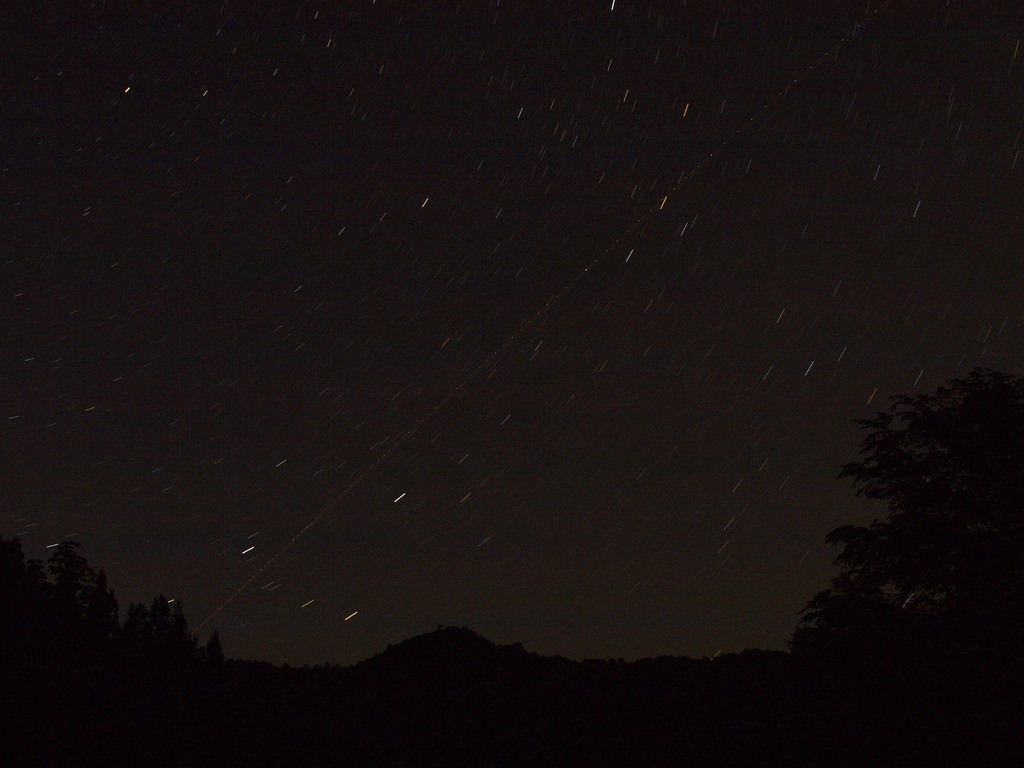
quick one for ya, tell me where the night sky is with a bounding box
[4,0,1023,666]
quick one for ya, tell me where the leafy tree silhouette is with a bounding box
[792,368,1024,659]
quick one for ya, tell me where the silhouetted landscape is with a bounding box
[6,0,1024,762]
[4,369,1023,766]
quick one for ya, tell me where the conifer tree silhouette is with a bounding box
[83,570,120,646]
[205,630,224,667]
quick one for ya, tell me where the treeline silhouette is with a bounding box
[2,370,1022,767]
[1,537,222,666]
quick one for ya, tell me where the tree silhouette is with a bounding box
[122,595,197,660]
[204,630,225,667]
[162,598,197,659]
[0,536,47,649]
[792,368,1024,658]
[83,570,120,646]
[47,541,95,628]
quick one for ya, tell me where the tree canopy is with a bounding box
[792,368,1024,659]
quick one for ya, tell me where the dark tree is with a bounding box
[0,536,47,648]
[122,601,153,651]
[165,599,197,659]
[47,541,95,626]
[122,596,198,660]
[204,630,224,666]
[792,368,1024,658]
[83,570,120,646]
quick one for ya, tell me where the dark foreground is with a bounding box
[6,627,1022,767]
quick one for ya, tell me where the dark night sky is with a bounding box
[3,0,1023,665]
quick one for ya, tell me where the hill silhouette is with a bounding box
[363,625,517,665]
